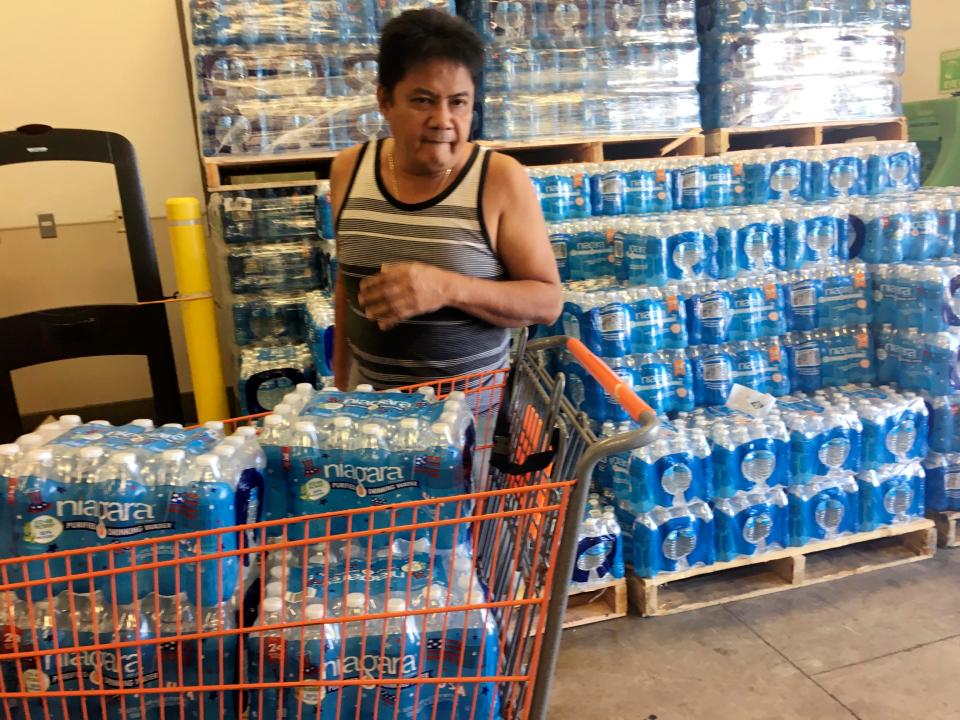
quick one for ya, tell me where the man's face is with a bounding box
[378,59,474,173]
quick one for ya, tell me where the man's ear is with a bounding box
[377,85,392,113]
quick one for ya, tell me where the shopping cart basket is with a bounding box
[0,336,658,720]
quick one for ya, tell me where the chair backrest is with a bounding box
[0,125,183,439]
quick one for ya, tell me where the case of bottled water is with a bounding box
[871,261,960,332]
[852,191,959,263]
[874,326,960,396]
[928,394,960,454]
[779,396,864,483]
[232,291,310,346]
[858,460,926,531]
[697,1,910,129]
[214,185,329,244]
[632,501,715,577]
[257,386,475,552]
[627,424,712,511]
[923,452,960,513]
[0,418,269,609]
[824,385,928,469]
[787,474,861,546]
[470,0,701,140]
[189,2,454,155]
[572,501,626,591]
[713,486,789,561]
[238,343,316,414]
[306,290,336,376]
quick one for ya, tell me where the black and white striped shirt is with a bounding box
[337,139,510,389]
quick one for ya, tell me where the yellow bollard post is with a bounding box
[166,197,230,423]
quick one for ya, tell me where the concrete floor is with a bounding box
[548,548,960,720]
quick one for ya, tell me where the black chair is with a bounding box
[0,125,183,439]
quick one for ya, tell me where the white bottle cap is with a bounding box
[447,391,466,403]
[204,421,225,432]
[111,451,139,468]
[196,453,219,468]
[131,419,155,430]
[417,386,436,397]
[214,445,236,459]
[262,597,284,614]
[222,436,245,449]
[296,383,314,395]
[305,604,325,620]
[160,423,184,429]
[58,415,82,427]
[333,416,352,429]
[89,420,112,427]
[273,403,294,416]
[439,412,459,426]
[234,426,258,438]
[356,384,374,393]
[79,446,105,460]
[263,415,284,427]
[265,581,283,597]
[0,444,19,458]
[27,449,53,462]
[361,423,380,435]
[161,449,186,462]
[17,434,44,449]
[346,592,366,609]
[399,418,419,430]
[294,421,317,433]
[269,565,287,580]
[321,386,338,392]
[386,597,407,613]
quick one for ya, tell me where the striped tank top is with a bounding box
[337,139,509,389]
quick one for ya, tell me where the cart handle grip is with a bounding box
[563,337,656,423]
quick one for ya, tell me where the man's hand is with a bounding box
[358,262,452,330]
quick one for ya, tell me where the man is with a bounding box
[329,8,562,391]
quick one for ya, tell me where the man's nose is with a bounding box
[429,102,453,128]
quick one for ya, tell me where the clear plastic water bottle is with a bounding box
[248,596,289,720]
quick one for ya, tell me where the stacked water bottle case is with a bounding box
[465,0,701,140]
[189,0,455,156]
[697,0,912,129]
[209,183,337,412]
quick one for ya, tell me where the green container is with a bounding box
[906,97,960,186]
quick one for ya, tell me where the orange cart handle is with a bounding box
[563,337,656,422]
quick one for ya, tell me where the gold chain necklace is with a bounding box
[388,149,453,201]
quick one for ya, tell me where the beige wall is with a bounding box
[903,0,960,103]
[0,1,205,415]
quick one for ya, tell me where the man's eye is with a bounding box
[413,97,431,105]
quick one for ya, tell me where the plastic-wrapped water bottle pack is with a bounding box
[237,343,316,415]
[305,290,335,377]
[853,191,960,263]
[248,540,499,720]
[232,291,310,346]
[874,325,960,396]
[190,0,454,155]
[923,452,960,513]
[0,416,255,607]
[530,142,923,222]
[871,261,960,332]
[697,0,911,129]
[572,494,626,592]
[214,184,332,244]
[469,0,701,140]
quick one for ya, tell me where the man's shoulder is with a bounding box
[485,149,525,180]
[330,143,366,180]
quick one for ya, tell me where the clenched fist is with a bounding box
[358,262,453,330]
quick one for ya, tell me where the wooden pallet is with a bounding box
[203,129,705,190]
[628,519,936,617]
[705,117,908,156]
[563,578,628,629]
[929,511,960,548]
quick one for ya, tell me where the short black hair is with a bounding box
[377,9,484,98]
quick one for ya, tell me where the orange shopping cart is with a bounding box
[0,335,658,720]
